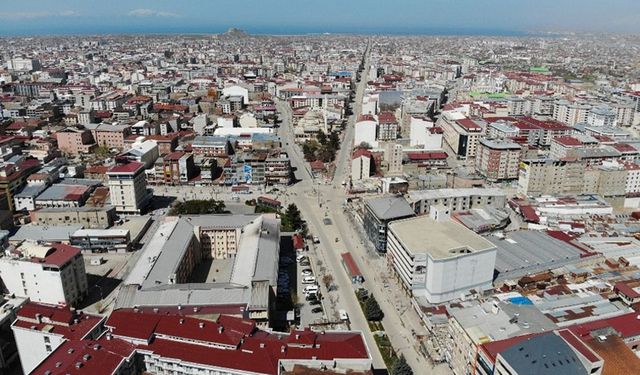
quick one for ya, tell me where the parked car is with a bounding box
[301,269,313,276]
[312,307,323,313]
[302,276,316,284]
[309,299,321,305]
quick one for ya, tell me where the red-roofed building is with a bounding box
[107,162,151,215]
[0,242,88,307]
[27,309,372,375]
[12,302,103,373]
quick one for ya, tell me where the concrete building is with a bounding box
[0,242,88,306]
[11,302,103,374]
[70,228,131,252]
[439,113,484,159]
[475,139,522,181]
[13,183,47,211]
[107,162,151,215]
[29,206,116,228]
[386,143,403,175]
[518,159,585,196]
[118,214,281,328]
[119,139,159,168]
[351,149,373,181]
[553,100,591,126]
[354,117,377,148]
[0,296,28,371]
[612,100,636,127]
[387,216,497,303]
[407,188,507,215]
[55,128,96,155]
[363,196,415,252]
[586,105,617,127]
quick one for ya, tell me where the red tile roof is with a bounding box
[341,252,363,278]
[456,118,482,131]
[554,136,582,147]
[407,152,448,160]
[568,312,640,340]
[14,302,102,340]
[34,243,82,267]
[107,161,144,174]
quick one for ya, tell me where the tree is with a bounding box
[302,140,319,162]
[328,131,340,151]
[169,199,228,215]
[391,355,413,375]
[316,131,327,146]
[364,295,384,321]
[322,274,334,288]
[281,203,303,232]
[357,141,372,150]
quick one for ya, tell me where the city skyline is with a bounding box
[1,0,640,36]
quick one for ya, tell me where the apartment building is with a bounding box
[439,113,484,159]
[363,196,415,252]
[107,162,151,215]
[407,188,507,215]
[518,159,585,196]
[29,206,116,228]
[55,127,96,155]
[0,242,88,307]
[475,139,522,181]
[553,100,591,126]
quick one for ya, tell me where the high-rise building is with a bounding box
[107,161,151,215]
[475,139,522,181]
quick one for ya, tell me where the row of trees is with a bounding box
[169,199,229,215]
[302,131,341,162]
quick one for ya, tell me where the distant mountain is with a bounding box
[218,28,250,38]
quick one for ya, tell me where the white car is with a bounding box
[339,309,349,321]
[304,285,319,295]
[296,254,306,262]
[301,269,313,276]
[302,276,316,284]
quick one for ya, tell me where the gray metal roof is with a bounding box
[142,219,195,289]
[11,224,83,243]
[490,231,584,282]
[365,196,415,220]
[15,183,47,198]
[114,283,251,309]
[499,333,589,375]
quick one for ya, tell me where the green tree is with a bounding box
[302,140,319,162]
[328,131,340,151]
[169,199,228,215]
[316,131,327,146]
[95,145,110,157]
[391,355,413,375]
[364,295,384,321]
[281,203,303,232]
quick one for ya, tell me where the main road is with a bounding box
[277,40,453,375]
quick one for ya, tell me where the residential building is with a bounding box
[518,159,585,196]
[386,143,403,175]
[11,302,104,374]
[106,162,151,215]
[439,113,484,159]
[475,139,522,181]
[363,196,415,252]
[0,242,88,306]
[352,149,373,181]
[587,105,617,127]
[119,139,159,168]
[55,128,96,155]
[29,206,116,228]
[386,216,497,303]
[407,188,507,215]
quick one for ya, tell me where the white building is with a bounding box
[625,163,640,194]
[612,101,636,127]
[222,85,249,105]
[553,100,591,126]
[351,150,373,181]
[586,105,617,127]
[387,216,497,303]
[0,242,88,306]
[107,162,151,215]
[11,302,103,374]
[120,139,159,168]
[354,118,378,148]
[386,143,403,175]
[409,116,442,149]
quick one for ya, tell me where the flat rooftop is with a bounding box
[389,216,495,259]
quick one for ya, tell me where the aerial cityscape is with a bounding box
[1,2,640,375]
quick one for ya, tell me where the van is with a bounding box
[302,276,316,284]
[339,309,349,321]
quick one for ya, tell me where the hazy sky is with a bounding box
[1,0,639,36]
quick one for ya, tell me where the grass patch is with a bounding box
[374,333,398,369]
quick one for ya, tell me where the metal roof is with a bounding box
[365,196,415,220]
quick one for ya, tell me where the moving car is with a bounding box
[302,276,316,284]
[339,309,349,321]
[301,269,313,276]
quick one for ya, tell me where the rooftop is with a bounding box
[389,216,495,259]
[365,196,415,221]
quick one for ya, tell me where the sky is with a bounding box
[1,0,639,36]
